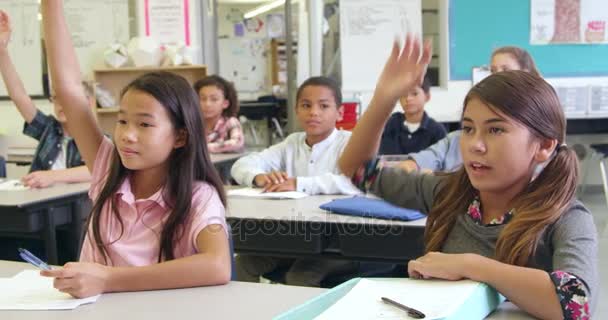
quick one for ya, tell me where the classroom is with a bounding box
[0,0,606,319]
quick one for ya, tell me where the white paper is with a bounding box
[315,278,481,320]
[340,0,422,92]
[0,270,99,310]
[0,179,28,191]
[228,187,309,200]
[144,0,190,46]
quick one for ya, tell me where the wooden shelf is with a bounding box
[92,65,207,134]
[270,39,297,87]
[96,107,119,114]
[93,65,206,73]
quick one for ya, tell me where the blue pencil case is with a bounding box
[319,196,425,221]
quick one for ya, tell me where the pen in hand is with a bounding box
[381,296,426,319]
[18,248,51,271]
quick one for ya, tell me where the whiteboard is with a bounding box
[339,0,422,93]
[63,0,130,77]
[0,0,43,97]
[218,38,268,93]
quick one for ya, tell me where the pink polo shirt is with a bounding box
[80,137,227,266]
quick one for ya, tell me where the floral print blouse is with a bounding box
[352,158,591,320]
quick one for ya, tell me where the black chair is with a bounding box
[228,226,237,280]
[0,156,6,178]
[262,261,405,288]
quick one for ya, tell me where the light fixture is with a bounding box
[243,0,285,19]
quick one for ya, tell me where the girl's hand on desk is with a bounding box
[407,252,477,281]
[41,262,110,298]
[263,177,296,193]
[21,171,57,188]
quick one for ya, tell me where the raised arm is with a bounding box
[338,35,432,177]
[0,11,37,123]
[41,0,103,171]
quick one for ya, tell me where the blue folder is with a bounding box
[274,278,506,320]
[319,196,425,221]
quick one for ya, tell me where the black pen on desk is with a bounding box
[381,296,426,319]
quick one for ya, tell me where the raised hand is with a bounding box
[0,10,12,51]
[375,34,432,104]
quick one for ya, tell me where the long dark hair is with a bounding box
[193,75,239,117]
[87,71,227,264]
[425,71,578,266]
[491,46,541,77]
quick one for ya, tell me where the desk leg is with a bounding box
[70,198,86,260]
[267,115,273,146]
[43,207,58,265]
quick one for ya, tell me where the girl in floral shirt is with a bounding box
[339,36,598,320]
[194,75,244,153]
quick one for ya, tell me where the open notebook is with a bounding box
[0,270,99,310]
[228,187,308,199]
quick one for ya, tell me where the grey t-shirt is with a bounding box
[370,167,599,313]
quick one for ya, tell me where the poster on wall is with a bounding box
[64,0,130,75]
[218,38,268,93]
[339,0,422,93]
[266,13,285,38]
[531,0,608,44]
[143,0,191,46]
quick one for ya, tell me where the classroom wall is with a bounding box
[0,0,606,187]
[0,100,52,145]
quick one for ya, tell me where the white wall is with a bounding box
[0,100,52,144]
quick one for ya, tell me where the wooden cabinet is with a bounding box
[269,39,296,94]
[92,65,207,134]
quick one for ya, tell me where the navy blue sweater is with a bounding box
[379,112,447,155]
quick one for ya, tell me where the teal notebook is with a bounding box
[274,278,505,320]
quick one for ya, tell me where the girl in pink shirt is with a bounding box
[39,0,230,298]
[194,75,245,153]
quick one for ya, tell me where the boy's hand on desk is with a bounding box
[407,252,474,281]
[263,177,296,193]
[254,171,289,187]
[21,171,57,188]
[41,262,110,298]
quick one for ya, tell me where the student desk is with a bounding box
[0,260,326,320]
[210,152,247,183]
[0,260,535,319]
[226,195,427,263]
[5,147,243,188]
[6,147,35,166]
[0,183,90,265]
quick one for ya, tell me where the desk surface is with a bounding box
[210,152,246,165]
[0,182,90,208]
[0,261,533,319]
[226,194,427,227]
[8,148,244,165]
[0,260,325,320]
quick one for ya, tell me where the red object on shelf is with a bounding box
[336,101,359,131]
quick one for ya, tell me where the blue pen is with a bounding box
[18,248,51,271]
